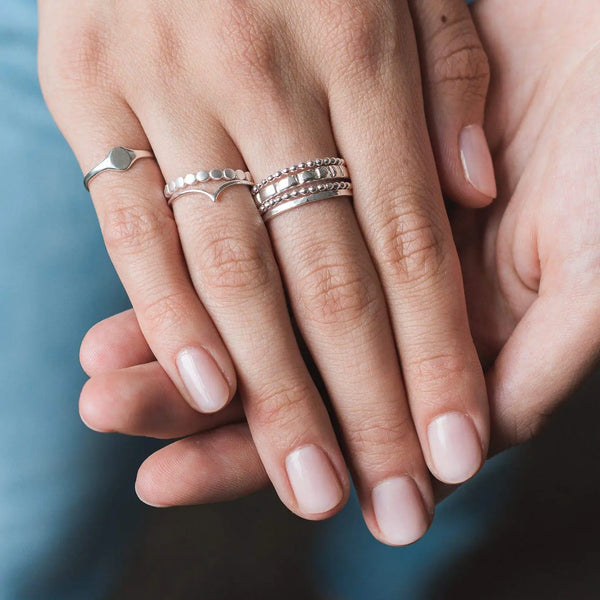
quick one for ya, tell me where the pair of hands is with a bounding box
[41,0,600,546]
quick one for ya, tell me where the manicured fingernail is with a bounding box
[372,476,430,546]
[286,445,343,515]
[176,347,230,413]
[459,124,497,198]
[427,412,483,484]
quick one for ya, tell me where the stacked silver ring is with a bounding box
[252,158,352,221]
[165,168,254,205]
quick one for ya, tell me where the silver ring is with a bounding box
[252,157,344,194]
[83,147,154,191]
[253,164,348,206]
[252,157,351,219]
[262,188,353,222]
[165,168,254,205]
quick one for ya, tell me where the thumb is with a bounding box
[486,289,600,453]
[409,0,497,207]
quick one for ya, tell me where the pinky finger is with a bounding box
[135,424,269,506]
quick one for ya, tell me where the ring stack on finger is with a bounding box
[252,158,353,222]
[164,168,254,205]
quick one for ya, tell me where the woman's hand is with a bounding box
[42,0,496,544]
[78,0,600,519]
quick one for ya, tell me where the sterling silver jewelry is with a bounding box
[252,158,344,194]
[83,147,154,190]
[165,168,254,205]
[252,157,351,219]
[253,164,348,206]
[262,187,353,222]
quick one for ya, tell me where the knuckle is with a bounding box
[102,201,172,256]
[327,0,400,78]
[141,290,192,333]
[197,227,274,296]
[344,413,414,470]
[40,22,115,98]
[376,200,447,287]
[250,380,314,438]
[298,259,379,327]
[430,25,490,96]
[214,1,277,82]
[513,406,553,446]
[406,352,471,394]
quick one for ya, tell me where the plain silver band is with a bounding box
[262,188,353,222]
[83,148,154,191]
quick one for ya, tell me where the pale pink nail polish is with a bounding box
[372,477,430,546]
[459,124,497,198]
[286,445,343,515]
[176,347,230,413]
[427,412,483,484]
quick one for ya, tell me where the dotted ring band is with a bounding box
[252,158,345,194]
[256,180,353,214]
[253,165,349,205]
[164,168,253,199]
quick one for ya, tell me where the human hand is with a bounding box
[78,0,600,516]
[457,0,600,451]
[45,0,497,544]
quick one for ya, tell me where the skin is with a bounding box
[78,0,600,538]
[39,0,496,544]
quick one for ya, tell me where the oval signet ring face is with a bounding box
[108,146,135,170]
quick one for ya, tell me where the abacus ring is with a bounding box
[251,158,352,220]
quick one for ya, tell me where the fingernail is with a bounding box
[286,445,343,515]
[372,476,430,546]
[427,412,483,484]
[459,124,497,198]
[176,347,230,413]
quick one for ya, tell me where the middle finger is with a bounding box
[224,95,435,543]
